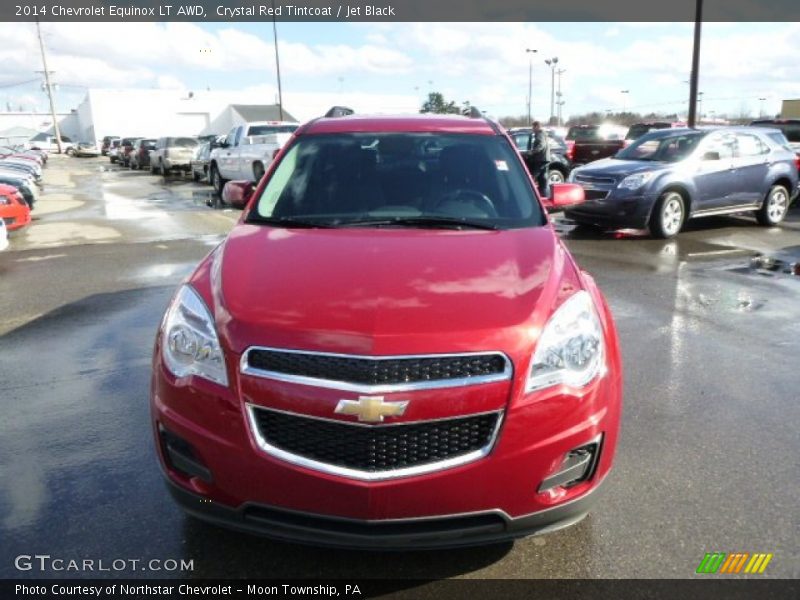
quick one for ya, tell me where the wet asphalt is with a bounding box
[0,155,798,580]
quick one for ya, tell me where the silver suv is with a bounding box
[150,137,198,176]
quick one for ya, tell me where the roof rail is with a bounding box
[462,106,483,119]
[462,105,502,135]
[324,106,355,118]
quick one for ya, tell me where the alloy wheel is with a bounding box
[767,188,788,223]
[661,193,684,236]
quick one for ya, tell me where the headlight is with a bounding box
[618,171,655,190]
[161,285,228,386]
[526,291,605,393]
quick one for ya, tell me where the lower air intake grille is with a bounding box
[250,407,500,473]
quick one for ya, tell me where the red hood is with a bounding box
[210,224,574,356]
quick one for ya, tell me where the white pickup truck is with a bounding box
[208,121,299,194]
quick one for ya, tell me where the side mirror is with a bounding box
[550,183,585,208]
[222,180,254,210]
[702,151,720,161]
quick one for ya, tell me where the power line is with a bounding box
[0,78,40,89]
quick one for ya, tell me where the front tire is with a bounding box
[756,184,789,226]
[211,165,227,195]
[650,191,685,239]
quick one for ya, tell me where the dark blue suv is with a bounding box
[565,127,799,238]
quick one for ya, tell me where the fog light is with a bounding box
[158,424,213,483]
[538,435,602,493]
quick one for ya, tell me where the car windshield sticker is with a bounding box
[495,160,509,171]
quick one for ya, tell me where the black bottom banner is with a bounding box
[3,579,798,600]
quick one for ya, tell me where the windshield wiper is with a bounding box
[338,216,499,230]
[246,216,338,229]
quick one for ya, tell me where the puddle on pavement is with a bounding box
[728,254,800,278]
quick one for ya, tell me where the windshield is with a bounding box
[616,132,705,162]
[171,137,198,148]
[248,124,299,136]
[250,132,544,229]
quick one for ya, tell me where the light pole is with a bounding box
[555,68,566,127]
[758,97,766,117]
[526,48,537,124]
[620,89,629,113]
[544,57,558,124]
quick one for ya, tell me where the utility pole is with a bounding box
[687,0,703,128]
[35,19,62,153]
[271,0,284,121]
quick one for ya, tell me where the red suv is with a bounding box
[150,111,623,549]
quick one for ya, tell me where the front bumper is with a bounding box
[164,472,606,550]
[564,190,657,229]
[152,353,621,549]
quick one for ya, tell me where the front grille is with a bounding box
[574,174,616,186]
[250,407,500,474]
[245,348,508,388]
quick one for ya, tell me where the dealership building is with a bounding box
[70,89,295,143]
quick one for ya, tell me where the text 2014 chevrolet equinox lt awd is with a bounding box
[566,127,799,238]
[150,112,623,549]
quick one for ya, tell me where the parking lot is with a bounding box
[1,154,798,579]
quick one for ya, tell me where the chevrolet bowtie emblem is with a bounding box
[334,396,408,423]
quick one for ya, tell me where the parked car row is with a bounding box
[0,144,46,241]
[57,115,800,243]
[104,121,300,194]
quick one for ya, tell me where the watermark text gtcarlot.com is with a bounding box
[14,554,194,573]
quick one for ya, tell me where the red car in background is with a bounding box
[0,184,31,231]
[151,111,622,549]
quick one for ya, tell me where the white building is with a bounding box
[71,89,295,143]
[200,104,298,136]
